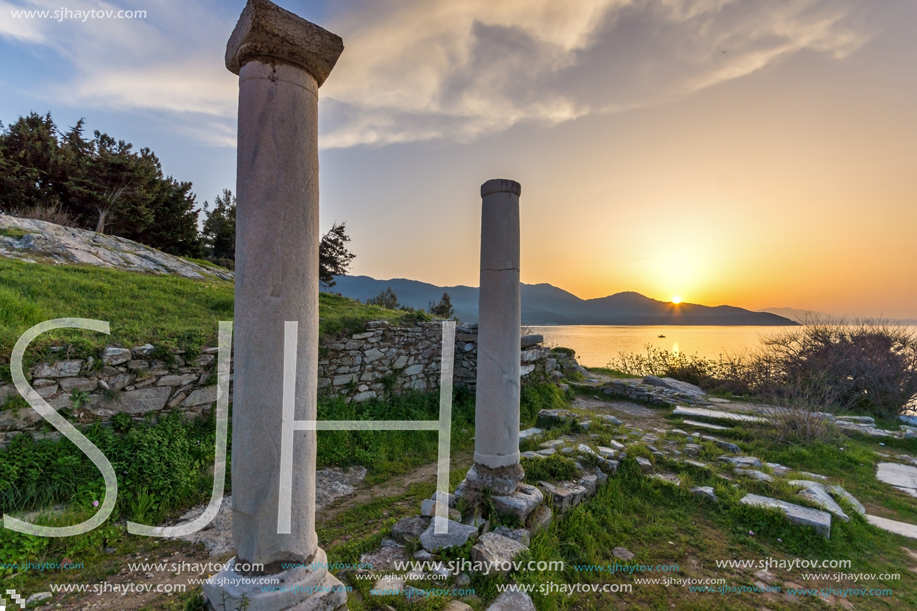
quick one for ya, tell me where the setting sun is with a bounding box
[672,296,682,304]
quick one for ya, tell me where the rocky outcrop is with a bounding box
[0,215,233,281]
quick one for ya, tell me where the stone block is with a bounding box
[636,457,653,474]
[58,377,98,393]
[740,494,832,538]
[492,483,543,522]
[32,359,83,378]
[391,516,430,544]
[691,486,717,501]
[131,344,155,357]
[101,347,131,366]
[492,526,531,546]
[471,533,528,574]
[486,591,536,611]
[419,520,479,552]
[719,455,763,469]
[538,481,587,513]
[157,374,199,387]
[114,387,171,415]
[527,505,552,533]
[183,386,218,406]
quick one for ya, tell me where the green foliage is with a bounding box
[522,454,579,483]
[315,388,475,481]
[550,346,575,357]
[69,389,91,409]
[0,258,231,377]
[0,112,202,257]
[520,382,569,426]
[0,529,48,575]
[366,287,399,310]
[1,393,28,411]
[0,410,220,520]
[319,221,356,288]
[427,292,454,319]
[201,189,236,266]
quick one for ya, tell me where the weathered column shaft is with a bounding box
[469,179,524,495]
[232,59,320,565]
[206,1,347,610]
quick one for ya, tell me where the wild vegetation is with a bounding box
[608,318,917,420]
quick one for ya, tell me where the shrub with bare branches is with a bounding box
[3,204,80,229]
[609,318,917,419]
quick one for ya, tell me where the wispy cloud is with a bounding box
[319,0,869,148]
[0,0,238,146]
[1,0,868,149]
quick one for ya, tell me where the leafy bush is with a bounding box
[550,347,575,358]
[0,410,220,519]
[520,382,569,426]
[610,319,917,418]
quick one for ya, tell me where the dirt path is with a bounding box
[316,450,474,528]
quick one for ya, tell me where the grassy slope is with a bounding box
[0,258,413,378]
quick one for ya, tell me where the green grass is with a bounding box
[0,227,31,239]
[0,258,416,379]
[586,366,637,379]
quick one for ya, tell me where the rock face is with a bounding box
[644,376,705,397]
[0,215,233,280]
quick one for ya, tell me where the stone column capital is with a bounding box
[481,178,521,198]
[226,0,344,86]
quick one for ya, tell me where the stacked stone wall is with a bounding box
[0,321,557,445]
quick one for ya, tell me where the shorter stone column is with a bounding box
[465,179,525,495]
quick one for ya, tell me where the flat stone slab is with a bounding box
[644,375,705,396]
[519,427,544,440]
[866,514,917,540]
[691,486,717,501]
[740,494,832,538]
[720,456,764,469]
[877,462,917,495]
[420,519,479,552]
[736,469,773,483]
[674,406,766,423]
[682,419,729,431]
[797,485,849,522]
[829,485,865,515]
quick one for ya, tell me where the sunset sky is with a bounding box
[1,0,915,318]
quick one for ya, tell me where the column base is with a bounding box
[203,549,348,611]
[462,462,524,496]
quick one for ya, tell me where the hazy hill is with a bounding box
[328,276,797,326]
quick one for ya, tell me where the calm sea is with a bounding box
[532,325,801,368]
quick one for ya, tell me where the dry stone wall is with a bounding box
[0,321,558,446]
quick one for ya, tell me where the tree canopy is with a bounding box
[0,112,202,257]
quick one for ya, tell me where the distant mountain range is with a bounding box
[326,276,797,326]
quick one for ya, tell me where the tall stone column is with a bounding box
[204,1,347,609]
[466,179,525,495]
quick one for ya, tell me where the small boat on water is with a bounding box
[658,334,666,338]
